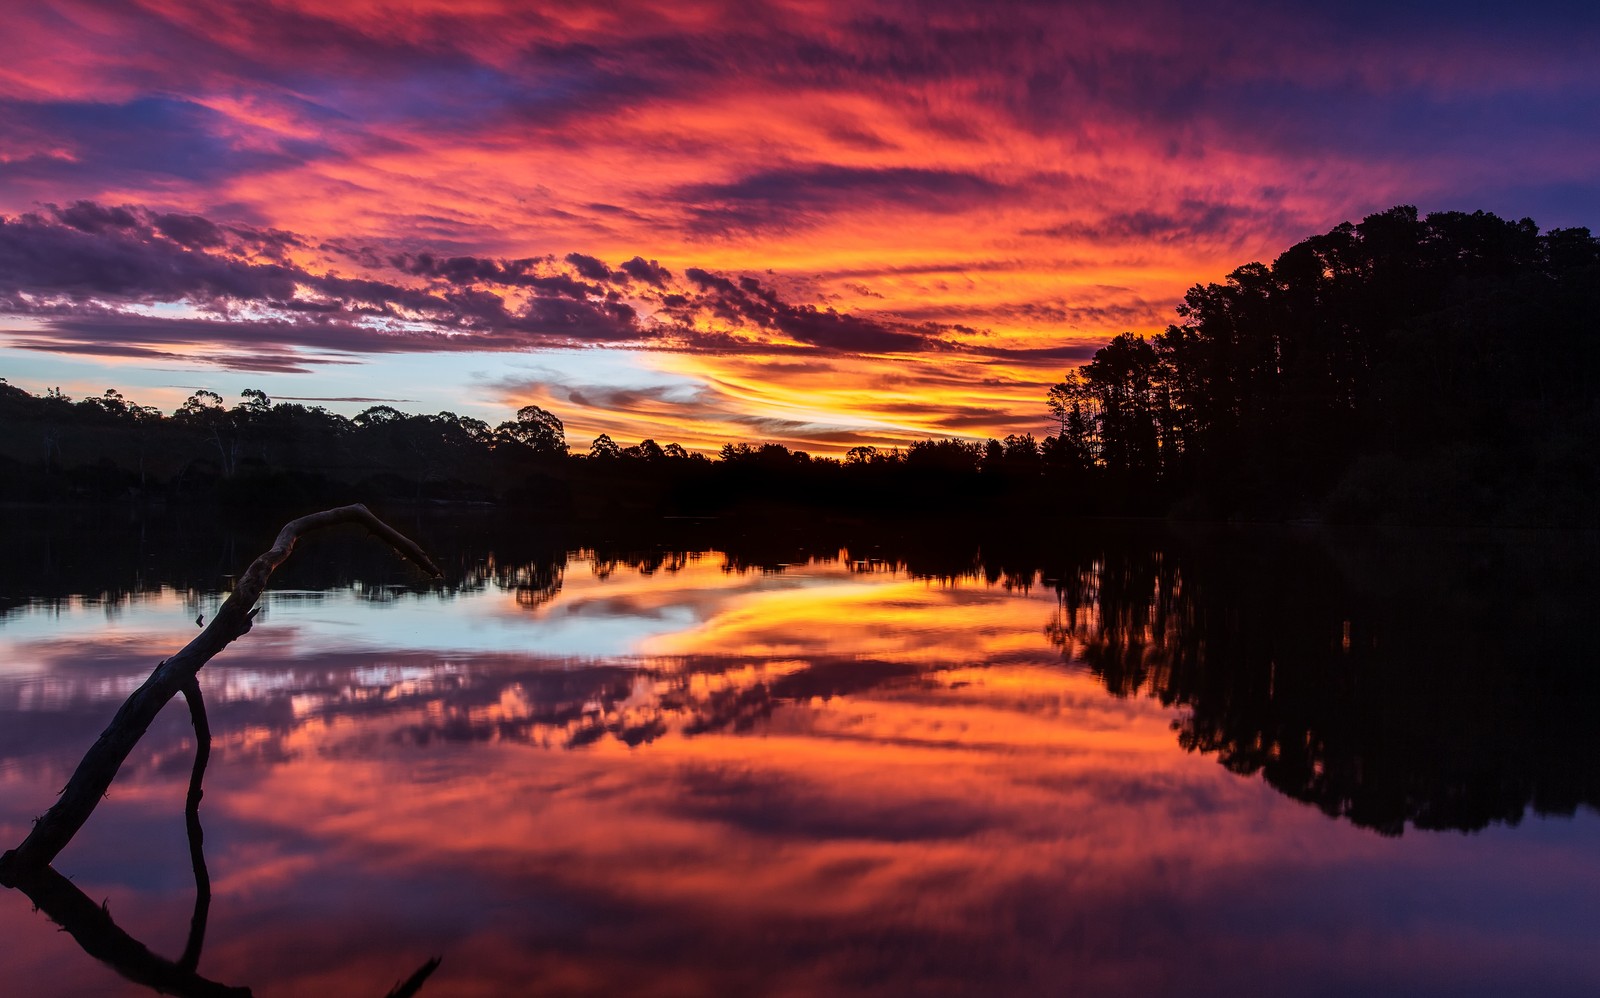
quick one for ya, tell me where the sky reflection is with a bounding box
[2,544,1599,996]
[1,550,876,666]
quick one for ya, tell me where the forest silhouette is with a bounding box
[2,205,1595,526]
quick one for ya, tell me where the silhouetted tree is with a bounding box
[175,390,239,478]
[496,404,566,456]
[1049,205,1600,522]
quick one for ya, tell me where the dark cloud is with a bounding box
[3,0,1595,248]
[556,382,703,413]
[684,267,738,294]
[818,259,1062,279]
[888,298,1162,332]
[0,203,337,308]
[676,268,937,353]
[0,205,648,365]
[1025,199,1283,249]
[153,212,228,249]
[0,208,299,301]
[1,331,330,374]
[0,96,331,189]
[619,256,672,287]
[586,202,649,218]
[564,252,613,281]
[674,165,1009,235]
[390,251,510,284]
[973,343,1102,364]
[7,304,641,368]
[391,252,603,299]
[516,295,639,339]
[0,202,1001,369]
[54,201,140,233]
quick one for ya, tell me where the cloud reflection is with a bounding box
[4,535,1600,995]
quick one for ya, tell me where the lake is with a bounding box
[1,508,1598,996]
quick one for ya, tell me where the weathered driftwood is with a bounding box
[0,504,441,878]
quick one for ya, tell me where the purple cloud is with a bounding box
[0,201,1002,368]
[674,164,1010,236]
[619,256,673,287]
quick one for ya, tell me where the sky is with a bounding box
[1,0,1597,455]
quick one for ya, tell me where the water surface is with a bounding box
[1,512,1597,996]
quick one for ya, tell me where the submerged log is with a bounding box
[0,504,441,879]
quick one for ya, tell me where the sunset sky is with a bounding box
[2,1,1596,454]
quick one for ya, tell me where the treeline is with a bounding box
[0,379,1059,516]
[1047,206,1600,523]
[0,383,572,509]
[2,205,1596,524]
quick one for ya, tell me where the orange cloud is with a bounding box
[2,0,1597,448]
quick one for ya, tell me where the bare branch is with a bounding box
[0,504,441,877]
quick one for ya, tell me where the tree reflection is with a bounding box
[372,521,1600,839]
[1043,527,1600,835]
[4,508,1596,842]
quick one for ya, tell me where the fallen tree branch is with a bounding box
[0,504,441,878]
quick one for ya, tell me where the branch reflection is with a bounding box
[3,679,248,997]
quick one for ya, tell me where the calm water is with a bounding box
[1,510,1598,996]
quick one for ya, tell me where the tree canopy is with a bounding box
[1046,206,1600,521]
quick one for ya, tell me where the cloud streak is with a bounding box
[0,201,989,373]
[0,0,1595,449]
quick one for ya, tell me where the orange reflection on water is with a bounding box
[182,656,1368,995]
[7,548,1600,995]
[640,573,1048,664]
